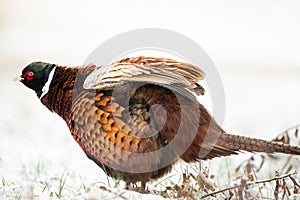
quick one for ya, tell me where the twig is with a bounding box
[201,171,297,199]
[277,124,300,138]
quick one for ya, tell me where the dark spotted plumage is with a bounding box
[18,56,300,189]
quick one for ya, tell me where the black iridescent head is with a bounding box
[20,62,57,98]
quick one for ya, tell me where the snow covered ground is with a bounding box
[1,1,300,199]
[1,63,300,199]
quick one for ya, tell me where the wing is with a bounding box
[83,56,206,98]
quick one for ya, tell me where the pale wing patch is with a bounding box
[83,57,206,97]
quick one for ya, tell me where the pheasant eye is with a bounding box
[28,71,34,76]
[24,70,35,81]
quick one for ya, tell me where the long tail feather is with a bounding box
[217,133,300,155]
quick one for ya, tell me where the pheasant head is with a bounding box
[18,62,57,98]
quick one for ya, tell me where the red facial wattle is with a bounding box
[23,70,35,81]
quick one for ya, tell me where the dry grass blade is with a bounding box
[201,172,297,199]
[256,155,265,172]
[274,178,279,200]
[55,171,68,198]
[289,175,300,188]
[237,179,246,200]
[282,179,291,199]
[272,124,300,144]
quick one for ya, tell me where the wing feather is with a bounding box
[84,57,206,97]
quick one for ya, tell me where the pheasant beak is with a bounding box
[13,76,24,82]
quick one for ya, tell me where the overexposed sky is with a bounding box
[1,0,300,70]
[1,0,300,138]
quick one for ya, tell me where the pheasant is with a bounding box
[17,56,300,189]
